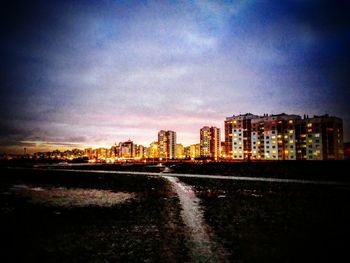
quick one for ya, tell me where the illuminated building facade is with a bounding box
[135,145,145,159]
[200,126,220,159]
[251,114,300,160]
[176,144,185,159]
[147,141,159,159]
[220,142,226,158]
[184,146,191,159]
[118,140,135,159]
[190,144,200,159]
[225,113,344,160]
[225,113,258,160]
[158,130,176,160]
[295,115,343,160]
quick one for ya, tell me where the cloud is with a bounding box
[1,0,349,153]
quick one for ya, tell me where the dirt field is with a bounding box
[1,162,349,262]
[0,168,190,263]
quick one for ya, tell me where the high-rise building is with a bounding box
[224,113,258,160]
[225,113,344,161]
[200,126,220,159]
[158,130,176,160]
[295,114,343,160]
[251,114,300,160]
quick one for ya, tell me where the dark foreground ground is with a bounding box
[1,162,350,262]
[0,168,190,263]
[182,177,350,262]
[24,160,350,181]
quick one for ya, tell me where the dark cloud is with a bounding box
[288,0,350,33]
[1,0,350,152]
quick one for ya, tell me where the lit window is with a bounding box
[307,123,312,127]
[289,120,293,124]
[289,130,294,134]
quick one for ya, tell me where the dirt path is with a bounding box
[9,167,349,186]
[163,176,229,263]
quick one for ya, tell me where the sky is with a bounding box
[1,0,349,153]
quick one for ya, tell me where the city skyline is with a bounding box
[3,112,344,161]
[1,0,349,154]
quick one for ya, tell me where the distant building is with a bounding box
[200,126,220,159]
[224,113,258,160]
[84,148,93,158]
[190,143,200,159]
[109,146,118,158]
[136,145,145,159]
[225,113,344,160]
[118,140,135,159]
[220,142,226,158]
[176,144,185,159]
[295,114,343,160]
[251,113,300,160]
[147,141,159,159]
[95,148,108,159]
[158,130,176,160]
[184,146,191,159]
